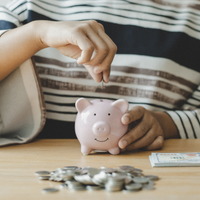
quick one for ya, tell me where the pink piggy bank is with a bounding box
[75,98,129,155]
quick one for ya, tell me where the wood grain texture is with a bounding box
[1,139,200,200]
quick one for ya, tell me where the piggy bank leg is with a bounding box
[81,145,92,155]
[108,147,120,155]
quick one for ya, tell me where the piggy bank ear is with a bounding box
[75,98,92,113]
[111,99,129,113]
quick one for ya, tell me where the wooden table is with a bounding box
[0,139,200,200]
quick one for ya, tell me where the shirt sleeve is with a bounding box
[0,2,46,147]
[166,85,200,139]
[0,1,28,34]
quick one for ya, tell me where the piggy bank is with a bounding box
[75,98,129,155]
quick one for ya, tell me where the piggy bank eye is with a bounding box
[94,113,96,116]
[108,113,110,116]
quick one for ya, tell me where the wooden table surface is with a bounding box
[0,139,200,200]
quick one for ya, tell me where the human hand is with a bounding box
[118,106,165,152]
[37,20,117,83]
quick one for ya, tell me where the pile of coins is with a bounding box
[35,165,159,193]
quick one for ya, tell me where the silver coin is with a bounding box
[87,168,101,177]
[49,176,55,181]
[119,165,134,172]
[105,187,122,192]
[67,181,83,187]
[122,189,139,193]
[68,185,86,191]
[92,172,108,186]
[112,172,127,177]
[148,180,156,185]
[102,168,117,174]
[127,171,143,177]
[105,176,125,192]
[35,171,50,176]
[125,183,142,191]
[66,180,79,185]
[42,187,59,193]
[38,176,51,180]
[124,176,133,185]
[107,176,125,183]
[101,80,105,89]
[79,169,88,175]
[142,183,155,190]
[37,165,159,193]
[133,177,150,184]
[59,183,68,189]
[63,166,78,170]
[133,168,143,172]
[55,177,64,182]
[143,175,159,181]
[86,185,102,191]
[74,174,95,185]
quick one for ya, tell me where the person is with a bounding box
[0,0,200,152]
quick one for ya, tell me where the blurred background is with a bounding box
[0,0,13,6]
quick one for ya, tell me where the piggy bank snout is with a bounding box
[92,121,111,137]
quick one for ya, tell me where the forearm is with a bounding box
[0,21,45,81]
[0,20,116,83]
[151,111,180,139]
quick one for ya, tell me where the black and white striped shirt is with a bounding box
[1,0,200,139]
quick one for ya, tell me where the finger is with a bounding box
[122,106,145,125]
[144,136,164,150]
[118,119,151,149]
[57,44,82,59]
[73,32,95,64]
[82,26,110,67]
[119,111,153,148]
[83,64,103,82]
[125,129,156,151]
[93,27,117,73]
[103,69,110,83]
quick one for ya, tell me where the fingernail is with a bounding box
[123,116,129,124]
[121,140,127,148]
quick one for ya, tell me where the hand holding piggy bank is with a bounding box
[75,98,129,155]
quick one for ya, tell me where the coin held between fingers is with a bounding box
[101,80,105,89]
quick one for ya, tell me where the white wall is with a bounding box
[0,0,13,6]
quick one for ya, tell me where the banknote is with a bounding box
[149,153,200,167]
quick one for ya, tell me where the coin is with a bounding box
[119,165,134,172]
[102,168,117,174]
[143,175,159,181]
[36,165,159,193]
[133,177,150,184]
[133,168,143,172]
[86,185,102,191]
[74,174,94,185]
[87,168,101,177]
[142,183,155,190]
[35,171,50,176]
[38,176,51,180]
[59,183,68,189]
[42,187,59,193]
[101,80,104,89]
[125,183,142,191]
[63,166,78,170]
[68,185,86,191]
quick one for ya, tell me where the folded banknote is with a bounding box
[149,152,200,167]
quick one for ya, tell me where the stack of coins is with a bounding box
[35,165,159,193]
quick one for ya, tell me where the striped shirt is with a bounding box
[1,0,200,139]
